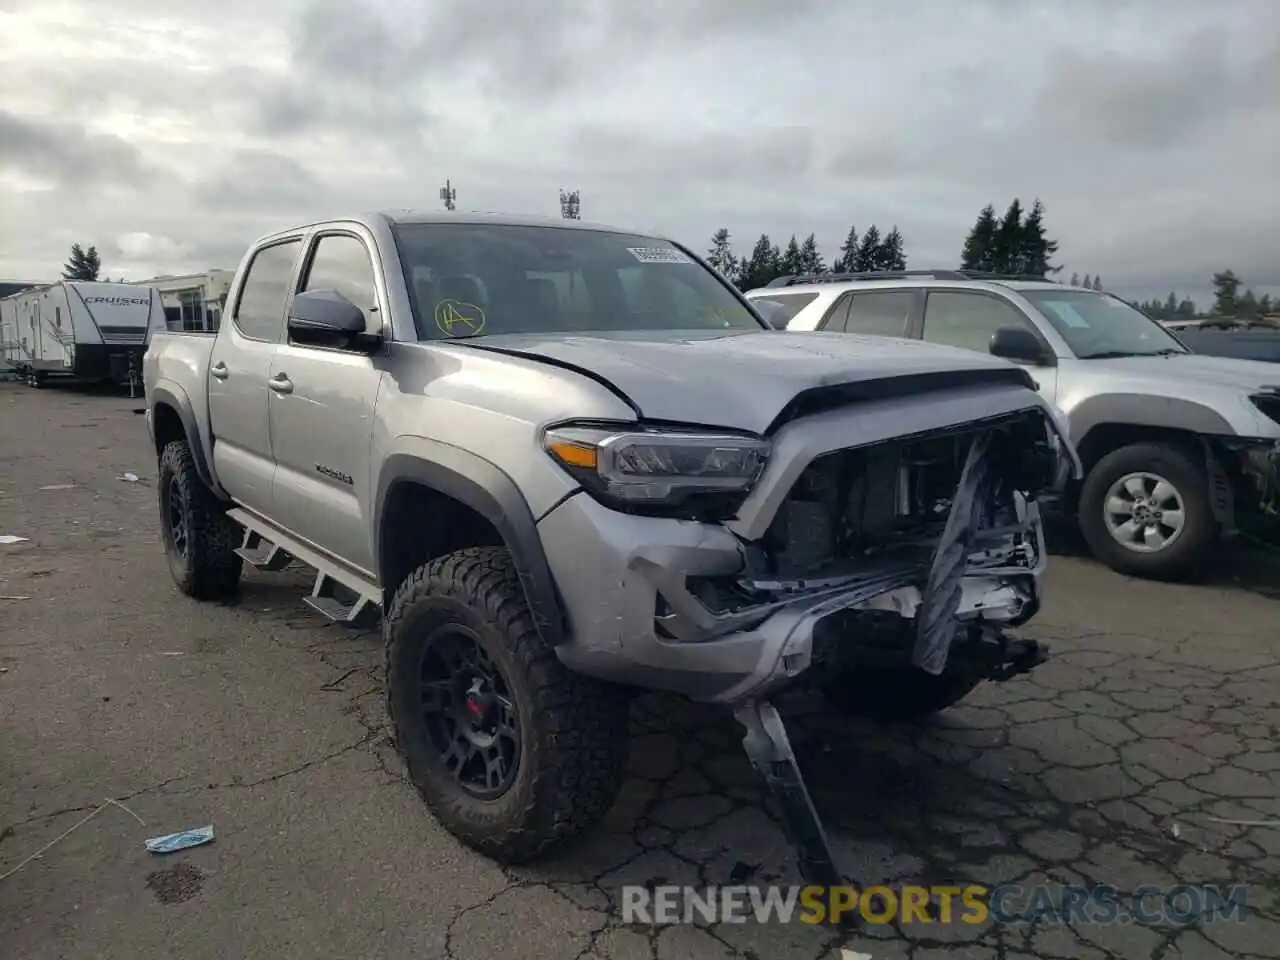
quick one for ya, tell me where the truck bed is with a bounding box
[143,331,218,467]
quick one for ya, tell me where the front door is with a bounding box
[207,237,304,517]
[919,289,1060,405]
[268,230,385,576]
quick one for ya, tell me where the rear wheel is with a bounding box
[1077,442,1217,581]
[157,439,243,599]
[385,546,630,863]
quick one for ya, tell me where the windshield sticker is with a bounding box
[434,299,486,336]
[626,247,693,265]
[1041,301,1091,329]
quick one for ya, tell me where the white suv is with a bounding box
[745,270,1280,582]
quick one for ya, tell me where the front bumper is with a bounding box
[541,490,1045,704]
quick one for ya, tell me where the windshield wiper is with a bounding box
[1079,348,1186,360]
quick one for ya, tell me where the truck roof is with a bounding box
[253,210,661,246]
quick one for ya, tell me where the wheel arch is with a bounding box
[149,383,223,497]
[374,446,568,647]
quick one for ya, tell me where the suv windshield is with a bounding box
[1021,289,1189,359]
[392,222,766,340]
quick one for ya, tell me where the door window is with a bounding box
[299,234,379,333]
[752,292,819,323]
[832,290,914,336]
[232,239,302,342]
[922,291,1034,353]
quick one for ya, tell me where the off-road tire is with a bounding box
[1077,441,1216,582]
[157,439,243,599]
[385,546,631,864]
[818,664,981,723]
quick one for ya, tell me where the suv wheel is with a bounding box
[385,546,630,863]
[157,439,244,599]
[1077,442,1216,581]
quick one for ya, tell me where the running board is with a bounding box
[225,508,382,627]
[304,571,379,627]
[235,529,293,571]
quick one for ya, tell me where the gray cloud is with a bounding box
[0,111,153,187]
[0,0,1276,306]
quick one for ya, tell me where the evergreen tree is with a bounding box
[1238,289,1260,319]
[1092,275,1103,291]
[1211,270,1240,315]
[777,235,803,277]
[1017,199,1059,277]
[833,224,858,273]
[737,234,781,291]
[960,205,998,272]
[992,199,1024,274]
[853,225,882,272]
[876,226,907,270]
[1259,294,1274,315]
[1177,298,1197,317]
[1082,273,1092,289]
[797,233,826,276]
[1164,292,1178,315]
[62,243,101,281]
[1070,272,1080,287]
[705,228,738,283]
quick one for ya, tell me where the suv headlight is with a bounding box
[542,421,769,517]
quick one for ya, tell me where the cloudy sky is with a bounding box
[1,0,1276,307]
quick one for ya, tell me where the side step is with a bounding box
[235,529,294,571]
[304,571,379,627]
[225,507,382,629]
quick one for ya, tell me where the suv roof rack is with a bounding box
[764,269,1060,288]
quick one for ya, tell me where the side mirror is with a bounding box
[990,325,1051,365]
[287,289,381,352]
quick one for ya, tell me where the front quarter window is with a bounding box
[392,222,766,340]
[1022,290,1188,359]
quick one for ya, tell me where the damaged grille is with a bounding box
[756,410,1057,579]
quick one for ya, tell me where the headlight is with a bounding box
[542,421,769,516]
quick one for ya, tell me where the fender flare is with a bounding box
[374,444,567,646]
[1069,393,1236,453]
[149,382,225,497]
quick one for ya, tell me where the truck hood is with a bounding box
[1083,353,1280,392]
[461,330,1039,433]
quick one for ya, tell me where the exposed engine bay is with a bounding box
[668,409,1063,679]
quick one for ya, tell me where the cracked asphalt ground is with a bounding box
[2,381,1279,960]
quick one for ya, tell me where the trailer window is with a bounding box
[233,239,302,342]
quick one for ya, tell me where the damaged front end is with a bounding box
[634,407,1068,702]
[540,385,1077,895]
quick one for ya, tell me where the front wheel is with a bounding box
[1077,442,1217,581]
[385,546,631,863]
[157,440,243,599]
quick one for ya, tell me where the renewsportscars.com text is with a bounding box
[621,883,1250,927]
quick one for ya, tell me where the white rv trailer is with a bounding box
[0,281,166,388]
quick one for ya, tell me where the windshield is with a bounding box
[392,222,766,340]
[1021,289,1189,359]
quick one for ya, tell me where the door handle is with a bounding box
[268,373,293,395]
[211,361,229,380]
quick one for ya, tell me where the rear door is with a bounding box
[919,289,1059,403]
[208,237,304,518]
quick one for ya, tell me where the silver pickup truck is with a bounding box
[143,212,1077,887]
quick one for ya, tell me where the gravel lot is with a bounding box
[2,380,1278,960]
